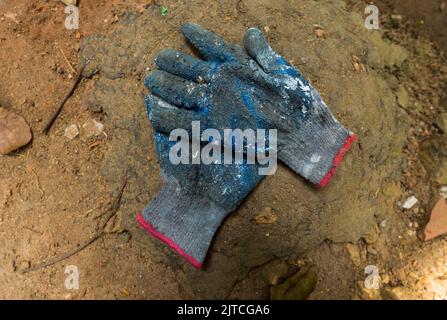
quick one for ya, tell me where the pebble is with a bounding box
[64,124,79,140]
[406,229,416,237]
[363,225,379,244]
[346,243,362,267]
[367,245,378,256]
[440,186,447,199]
[402,196,418,209]
[0,108,32,155]
[81,119,104,138]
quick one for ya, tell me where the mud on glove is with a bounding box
[145,23,356,187]
[137,99,263,267]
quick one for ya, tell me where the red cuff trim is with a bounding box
[136,212,203,269]
[317,133,357,188]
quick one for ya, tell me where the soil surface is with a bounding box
[0,0,446,299]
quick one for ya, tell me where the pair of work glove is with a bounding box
[137,23,356,268]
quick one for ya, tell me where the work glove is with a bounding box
[137,107,264,267]
[145,23,356,187]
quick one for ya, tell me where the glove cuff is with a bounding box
[279,128,356,187]
[137,181,226,268]
[316,132,356,187]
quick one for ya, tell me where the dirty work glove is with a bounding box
[145,23,356,187]
[137,112,263,267]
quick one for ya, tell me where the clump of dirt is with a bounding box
[80,0,410,298]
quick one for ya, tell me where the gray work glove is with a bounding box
[145,23,356,187]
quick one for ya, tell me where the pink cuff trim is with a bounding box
[317,133,357,188]
[136,212,203,269]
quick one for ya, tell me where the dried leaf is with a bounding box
[270,265,317,300]
[352,55,366,73]
[423,198,447,241]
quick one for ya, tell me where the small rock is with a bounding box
[64,124,79,140]
[406,229,416,237]
[252,207,278,224]
[81,119,104,138]
[440,186,447,199]
[423,198,447,241]
[367,245,378,256]
[402,196,418,209]
[363,225,380,244]
[352,55,366,73]
[0,108,32,155]
[346,243,362,267]
[380,219,388,228]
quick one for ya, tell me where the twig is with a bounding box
[84,204,103,217]
[31,168,45,197]
[20,177,127,273]
[42,64,86,135]
[59,47,77,75]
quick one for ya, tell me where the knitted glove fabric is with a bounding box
[138,104,263,267]
[145,23,356,187]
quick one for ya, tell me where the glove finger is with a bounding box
[243,28,296,76]
[181,23,236,62]
[145,70,207,110]
[146,94,200,134]
[155,48,217,83]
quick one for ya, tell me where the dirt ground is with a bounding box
[0,0,446,299]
